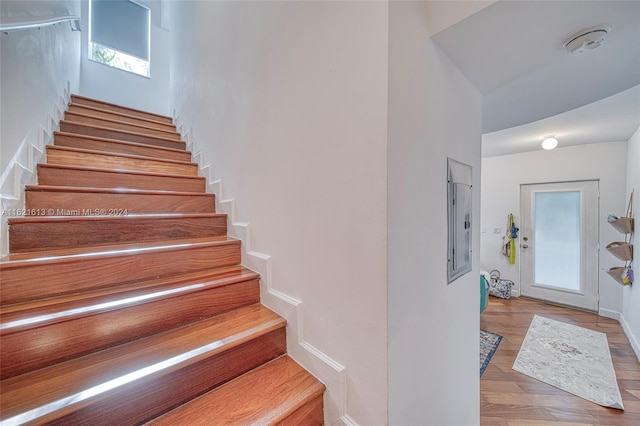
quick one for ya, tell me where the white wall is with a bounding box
[0,0,81,255]
[0,1,80,173]
[79,0,170,115]
[622,126,640,359]
[169,2,388,424]
[388,2,482,425]
[480,142,628,316]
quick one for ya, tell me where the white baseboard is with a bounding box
[0,82,71,256]
[620,313,640,362]
[598,308,621,321]
[177,120,355,426]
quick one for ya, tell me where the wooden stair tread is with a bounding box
[59,121,185,151]
[60,120,182,144]
[37,163,206,182]
[64,111,181,140]
[70,94,173,124]
[7,212,224,224]
[25,184,210,196]
[0,305,285,424]
[47,145,197,167]
[0,266,261,379]
[25,185,215,216]
[67,104,177,132]
[1,265,258,316]
[1,235,237,262]
[0,238,241,304]
[36,164,207,193]
[149,355,325,425]
[46,145,193,165]
[7,213,228,254]
[46,147,198,177]
[54,132,190,161]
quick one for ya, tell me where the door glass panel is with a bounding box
[534,191,581,291]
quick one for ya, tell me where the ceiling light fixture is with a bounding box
[541,137,558,150]
[563,25,611,55]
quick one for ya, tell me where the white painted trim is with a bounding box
[340,414,359,426]
[0,82,71,256]
[177,121,355,425]
[598,308,620,321]
[620,313,640,362]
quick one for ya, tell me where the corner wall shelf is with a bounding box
[605,241,633,262]
[606,190,634,285]
[609,217,634,234]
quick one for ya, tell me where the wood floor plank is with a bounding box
[481,297,640,426]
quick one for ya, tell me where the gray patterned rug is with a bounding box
[480,329,502,377]
[513,315,624,410]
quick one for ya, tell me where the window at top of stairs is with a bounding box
[88,0,150,78]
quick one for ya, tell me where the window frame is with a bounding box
[87,0,151,78]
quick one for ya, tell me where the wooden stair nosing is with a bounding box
[8,213,228,254]
[54,131,191,162]
[70,94,173,125]
[148,355,325,426]
[0,238,241,305]
[46,145,199,176]
[0,305,286,425]
[59,120,185,148]
[1,271,260,379]
[37,164,207,192]
[47,144,196,167]
[64,111,182,140]
[67,104,177,132]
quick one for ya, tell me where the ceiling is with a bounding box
[431,0,640,157]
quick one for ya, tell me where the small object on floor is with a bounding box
[488,270,513,299]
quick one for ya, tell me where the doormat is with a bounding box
[513,315,624,410]
[480,329,502,377]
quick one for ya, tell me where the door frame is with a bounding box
[519,180,600,311]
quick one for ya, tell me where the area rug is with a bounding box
[480,329,502,376]
[513,315,624,410]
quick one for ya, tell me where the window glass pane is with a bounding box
[90,42,150,77]
[534,191,581,291]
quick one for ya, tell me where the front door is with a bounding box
[520,181,599,311]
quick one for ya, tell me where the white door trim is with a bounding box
[520,180,599,311]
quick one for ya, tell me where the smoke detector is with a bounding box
[563,25,611,55]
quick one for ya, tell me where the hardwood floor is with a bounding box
[481,297,640,426]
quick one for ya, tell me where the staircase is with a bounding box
[0,95,325,425]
